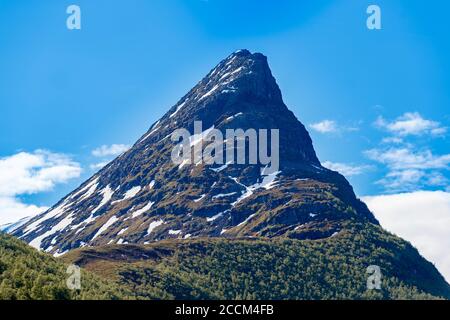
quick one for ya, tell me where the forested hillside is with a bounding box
[63,222,450,300]
[0,232,127,300]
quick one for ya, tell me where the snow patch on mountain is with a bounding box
[237,213,257,227]
[226,112,243,121]
[194,194,206,203]
[147,219,164,235]
[29,213,75,250]
[92,185,114,214]
[115,186,141,203]
[213,192,236,199]
[231,169,281,206]
[210,161,232,173]
[23,202,69,235]
[92,215,119,241]
[71,177,99,200]
[207,212,225,222]
[131,201,155,218]
[170,99,188,118]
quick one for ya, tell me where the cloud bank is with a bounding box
[363,191,450,283]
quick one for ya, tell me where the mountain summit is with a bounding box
[11,51,387,253]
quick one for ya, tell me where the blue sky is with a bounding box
[1,0,450,279]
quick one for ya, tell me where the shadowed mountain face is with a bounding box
[13,50,376,255]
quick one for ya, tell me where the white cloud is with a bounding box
[310,120,360,134]
[365,147,450,191]
[427,172,448,186]
[363,191,450,283]
[310,120,338,133]
[0,150,82,196]
[0,197,48,226]
[92,144,129,157]
[0,150,81,226]
[375,112,447,137]
[89,161,110,170]
[323,161,371,177]
[381,137,403,144]
[377,169,425,191]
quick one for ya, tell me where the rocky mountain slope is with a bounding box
[13,50,376,255]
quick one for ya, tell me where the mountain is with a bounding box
[0,231,127,299]
[13,49,375,253]
[10,50,450,299]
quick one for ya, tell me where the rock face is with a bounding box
[13,50,377,255]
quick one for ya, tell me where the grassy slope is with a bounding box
[0,232,128,300]
[62,222,450,300]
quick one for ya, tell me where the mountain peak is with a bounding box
[153,50,317,167]
[192,49,280,104]
[227,49,265,61]
[13,51,377,254]
[231,49,252,55]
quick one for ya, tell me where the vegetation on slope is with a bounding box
[63,222,450,300]
[0,232,127,300]
[2,220,448,300]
